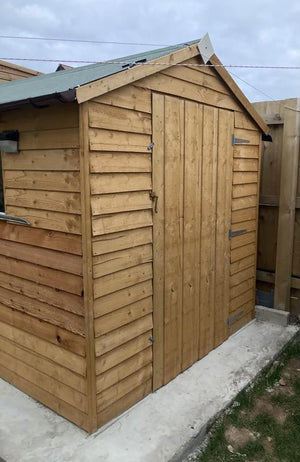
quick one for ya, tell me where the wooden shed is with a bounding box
[0,60,41,84]
[0,38,268,433]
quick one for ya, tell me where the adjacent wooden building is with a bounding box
[0,39,268,432]
[0,60,41,84]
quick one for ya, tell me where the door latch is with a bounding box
[149,191,158,213]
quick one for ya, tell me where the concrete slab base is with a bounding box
[255,304,290,326]
[0,321,299,462]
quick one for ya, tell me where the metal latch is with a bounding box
[147,141,154,150]
[229,228,247,240]
[232,134,250,145]
[149,191,158,213]
[227,310,244,328]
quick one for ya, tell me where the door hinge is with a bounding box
[149,191,158,213]
[229,228,247,240]
[232,134,250,145]
[147,141,154,150]
[227,310,244,328]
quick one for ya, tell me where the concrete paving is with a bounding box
[0,320,298,462]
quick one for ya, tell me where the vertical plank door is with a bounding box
[152,93,234,388]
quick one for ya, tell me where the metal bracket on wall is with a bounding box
[227,310,244,328]
[232,134,250,145]
[229,228,247,240]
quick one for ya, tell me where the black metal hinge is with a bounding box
[232,134,250,145]
[229,228,247,240]
[227,310,244,328]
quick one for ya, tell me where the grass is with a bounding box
[197,334,300,462]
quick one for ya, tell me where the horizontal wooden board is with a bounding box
[232,219,256,233]
[95,85,151,113]
[0,223,82,255]
[230,231,256,250]
[1,149,80,171]
[89,152,151,173]
[232,184,258,198]
[92,210,152,236]
[0,321,86,375]
[5,206,82,235]
[0,286,85,336]
[231,254,256,275]
[96,347,152,392]
[234,112,258,131]
[95,313,153,356]
[0,336,86,394]
[229,307,255,335]
[230,278,254,299]
[5,189,81,214]
[233,172,258,184]
[97,379,151,427]
[0,239,82,275]
[90,173,152,194]
[91,191,152,216]
[94,296,153,337]
[93,244,152,278]
[0,365,88,431]
[231,243,256,263]
[4,171,80,192]
[89,102,151,134]
[97,363,152,412]
[232,207,257,224]
[135,73,242,111]
[92,227,152,256]
[95,330,152,374]
[231,289,254,311]
[0,271,83,316]
[231,266,256,287]
[162,66,230,95]
[234,129,260,145]
[94,263,153,298]
[232,196,257,211]
[89,128,151,152]
[0,255,83,295]
[233,145,259,159]
[94,280,153,317]
[0,103,78,131]
[0,350,87,412]
[182,57,217,76]
[0,303,85,356]
[19,128,79,150]
[233,159,259,172]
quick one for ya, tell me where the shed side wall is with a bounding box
[89,56,262,427]
[0,103,89,430]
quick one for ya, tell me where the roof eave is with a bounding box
[0,88,76,112]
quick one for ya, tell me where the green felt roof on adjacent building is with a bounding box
[0,39,200,107]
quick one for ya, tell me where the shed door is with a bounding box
[152,93,234,389]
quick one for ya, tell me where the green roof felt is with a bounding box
[0,39,200,107]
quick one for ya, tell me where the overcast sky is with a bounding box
[1,0,299,102]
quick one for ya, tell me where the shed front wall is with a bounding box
[0,102,90,430]
[87,55,262,428]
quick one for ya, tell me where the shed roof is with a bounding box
[0,40,199,107]
[0,38,268,134]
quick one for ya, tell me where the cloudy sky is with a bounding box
[1,0,299,102]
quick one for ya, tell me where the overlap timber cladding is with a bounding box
[0,61,39,83]
[88,56,261,426]
[0,103,89,430]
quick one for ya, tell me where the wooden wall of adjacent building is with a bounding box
[87,56,262,426]
[0,60,41,84]
[0,102,90,430]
